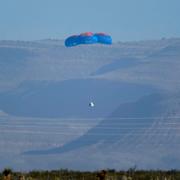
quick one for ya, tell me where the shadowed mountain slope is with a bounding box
[24,92,180,155]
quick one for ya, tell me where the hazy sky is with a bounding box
[0,0,180,41]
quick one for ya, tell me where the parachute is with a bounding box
[79,32,98,44]
[65,32,112,47]
[64,35,80,47]
[94,33,112,44]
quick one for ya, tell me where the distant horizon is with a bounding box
[0,36,180,43]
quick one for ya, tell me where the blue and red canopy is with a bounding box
[65,32,112,47]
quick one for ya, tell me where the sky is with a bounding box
[0,0,180,42]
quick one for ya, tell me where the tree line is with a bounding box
[0,168,180,180]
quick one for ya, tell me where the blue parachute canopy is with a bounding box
[65,32,112,47]
[94,33,112,44]
[64,35,80,47]
[79,32,97,44]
